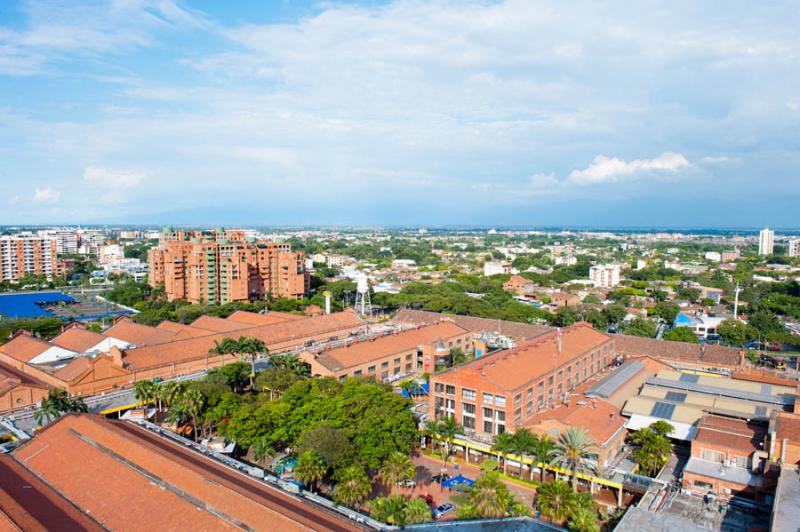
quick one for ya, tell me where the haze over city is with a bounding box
[1,0,799,227]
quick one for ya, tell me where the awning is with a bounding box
[624,414,696,441]
[442,474,474,490]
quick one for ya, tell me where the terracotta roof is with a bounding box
[50,328,107,353]
[155,321,212,338]
[0,361,48,396]
[0,455,103,531]
[615,334,742,368]
[11,414,360,531]
[103,318,176,346]
[227,310,303,326]
[527,397,625,447]
[0,333,51,363]
[732,370,799,387]
[391,309,551,341]
[776,413,800,442]
[312,322,469,371]
[190,315,252,333]
[436,323,611,392]
[693,415,767,454]
[53,357,92,382]
[123,310,365,370]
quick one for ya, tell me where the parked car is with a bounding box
[396,479,417,488]
[418,493,434,505]
[431,474,450,484]
[432,503,455,519]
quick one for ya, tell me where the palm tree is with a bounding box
[492,431,516,475]
[512,428,538,477]
[368,495,408,526]
[252,439,275,466]
[536,480,574,523]
[133,379,157,409]
[530,435,556,482]
[209,337,238,368]
[34,389,88,426]
[269,354,310,377]
[333,466,371,508]
[568,506,600,532]
[294,450,327,493]
[235,336,267,387]
[425,416,461,467]
[378,451,415,487]
[402,497,432,525]
[553,428,599,492]
[159,381,187,411]
[470,471,514,518]
[177,387,205,441]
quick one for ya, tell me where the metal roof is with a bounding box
[646,376,794,406]
[587,360,644,398]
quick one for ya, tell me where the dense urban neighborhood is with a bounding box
[0,225,799,531]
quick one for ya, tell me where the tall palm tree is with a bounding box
[568,506,600,532]
[469,471,513,518]
[425,416,461,467]
[530,435,556,482]
[269,354,310,377]
[133,379,157,409]
[369,495,408,526]
[294,450,327,493]
[159,381,187,410]
[34,389,88,426]
[553,428,599,492]
[209,337,238,368]
[512,428,538,477]
[378,451,415,487]
[235,336,267,387]
[536,479,574,523]
[492,431,516,475]
[179,387,205,441]
[333,466,371,508]
[252,439,275,466]
[402,497,432,525]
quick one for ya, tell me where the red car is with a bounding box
[418,493,434,505]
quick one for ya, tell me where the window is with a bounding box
[514,394,522,407]
[514,408,522,423]
[463,403,476,415]
[381,371,388,379]
[339,375,347,382]
[538,381,544,395]
[693,480,713,490]
[463,415,475,430]
[526,400,534,416]
[527,387,533,400]
[701,449,724,463]
[484,419,494,434]
[405,364,412,372]
[446,385,456,396]
[463,388,476,400]
[483,407,494,419]
[368,365,376,374]
[381,361,389,369]
[354,370,362,376]
[482,393,494,405]
[435,382,444,393]
[732,456,748,468]
[496,410,505,422]
[495,395,507,408]
[406,354,412,361]
[548,375,554,386]
[394,358,401,365]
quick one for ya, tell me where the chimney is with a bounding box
[109,346,124,367]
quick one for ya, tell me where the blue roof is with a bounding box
[442,474,474,489]
[0,292,75,318]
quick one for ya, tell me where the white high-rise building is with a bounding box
[590,264,620,288]
[758,227,774,256]
[788,239,800,258]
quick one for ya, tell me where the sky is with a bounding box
[0,0,798,228]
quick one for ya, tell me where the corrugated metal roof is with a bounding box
[587,361,644,398]
[646,376,794,406]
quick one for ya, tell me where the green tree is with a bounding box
[34,388,87,426]
[582,294,601,305]
[717,318,756,346]
[664,326,698,343]
[235,336,267,387]
[133,379,158,408]
[748,310,784,336]
[425,416,461,467]
[652,302,680,324]
[458,471,529,519]
[403,497,432,525]
[333,466,371,508]
[630,424,672,476]
[603,304,628,326]
[369,495,409,526]
[256,367,302,400]
[553,428,599,492]
[536,480,575,522]
[530,434,556,482]
[297,423,355,470]
[568,507,600,532]
[294,450,328,493]
[624,317,657,338]
[512,428,538,477]
[252,438,275,466]
[492,431,516,475]
[378,451,415,487]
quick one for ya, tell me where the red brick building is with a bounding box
[429,323,614,440]
[148,229,309,304]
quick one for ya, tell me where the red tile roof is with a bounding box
[103,317,176,346]
[776,413,800,442]
[312,322,469,372]
[50,328,106,353]
[693,415,767,454]
[10,414,360,531]
[526,397,626,447]
[227,310,303,326]
[0,333,50,363]
[122,311,365,370]
[190,315,252,333]
[436,323,611,392]
[53,357,92,382]
[0,361,49,396]
[0,455,103,531]
[392,309,552,340]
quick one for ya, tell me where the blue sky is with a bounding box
[0,1,798,228]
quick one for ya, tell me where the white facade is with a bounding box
[38,228,78,254]
[484,261,510,276]
[759,227,774,256]
[589,264,620,288]
[98,244,125,265]
[554,255,577,266]
[325,254,347,267]
[788,239,800,258]
[704,251,722,262]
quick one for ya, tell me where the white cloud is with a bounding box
[33,187,59,203]
[567,152,690,185]
[7,195,21,206]
[83,167,144,188]
[528,173,560,189]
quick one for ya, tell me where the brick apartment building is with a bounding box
[429,323,614,440]
[148,229,309,304]
[502,275,535,297]
[0,235,60,282]
[300,322,472,382]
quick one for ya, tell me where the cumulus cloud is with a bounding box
[528,173,560,189]
[33,187,59,203]
[567,152,690,185]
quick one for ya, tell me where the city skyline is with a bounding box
[1,1,799,227]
